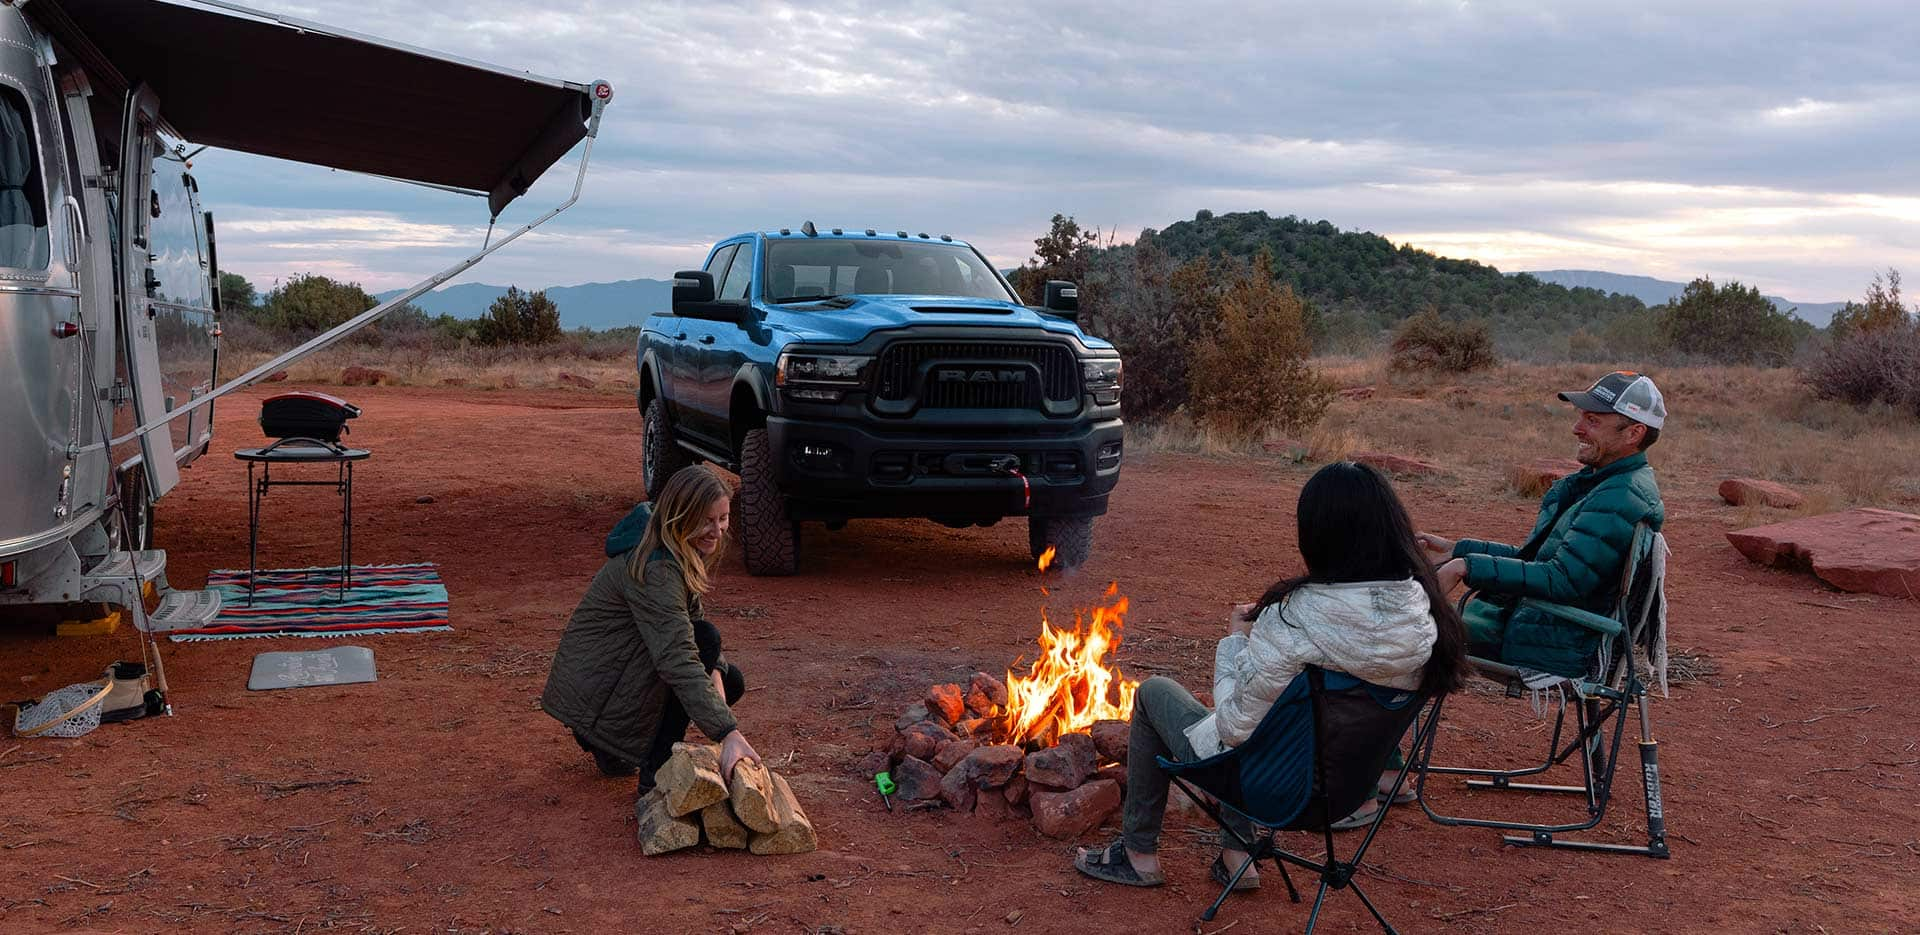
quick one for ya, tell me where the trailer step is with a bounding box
[143,589,224,633]
[78,549,167,608]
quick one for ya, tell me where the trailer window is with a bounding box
[0,85,50,270]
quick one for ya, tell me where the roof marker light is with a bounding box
[865,228,876,236]
[831,227,843,235]
[940,234,952,242]
[917,232,929,238]
[802,220,817,237]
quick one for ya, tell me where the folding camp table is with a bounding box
[234,438,370,603]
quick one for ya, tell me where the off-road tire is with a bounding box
[737,427,799,576]
[1028,515,1094,568]
[642,398,695,502]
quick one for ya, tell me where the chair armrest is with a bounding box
[1517,598,1624,636]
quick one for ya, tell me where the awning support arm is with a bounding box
[110,80,614,447]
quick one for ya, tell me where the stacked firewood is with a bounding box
[636,743,817,855]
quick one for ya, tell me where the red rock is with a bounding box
[966,672,1008,716]
[1727,509,1920,599]
[1352,451,1437,477]
[1719,478,1805,509]
[1095,763,1127,791]
[939,765,979,812]
[557,372,596,389]
[1003,774,1030,806]
[955,744,1025,789]
[261,370,289,383]
[926,683,966,724]
[855,750,890,778]
[953,717,987,737]
[1508,458,1584,497]
[1338,385,1375,400]
[895,702,937,730]
[975,788,1017,821]
[932,740,978,773]
[901,721,957,761]
[1023,733,1097,789]
[339,366,390,386]
[892,756,945,801]
[1030,779,1123,839]
[1089,719,1129,763]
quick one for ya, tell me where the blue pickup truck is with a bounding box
[635,223,1125,575]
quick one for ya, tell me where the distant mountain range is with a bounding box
[376,278,672,331]
[1517,269,1848,327]
[374,267,1851,332]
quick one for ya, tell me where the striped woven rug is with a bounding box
[169,563,452,642]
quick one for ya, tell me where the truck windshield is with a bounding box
[764,239,1019,304]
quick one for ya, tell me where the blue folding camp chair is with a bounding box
[1414,523,1671,858]
[1159,666,1443,931]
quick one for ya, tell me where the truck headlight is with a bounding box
[776,352,872,388]
[1082,357,1122,405]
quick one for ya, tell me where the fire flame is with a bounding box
[1001,550,1137,748]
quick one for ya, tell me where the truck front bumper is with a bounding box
[765,415,1124,521]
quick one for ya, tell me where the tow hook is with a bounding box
[991,456,1030,512]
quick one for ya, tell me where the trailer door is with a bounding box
[116,85,179,500]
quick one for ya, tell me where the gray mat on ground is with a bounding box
[248,646,377,690]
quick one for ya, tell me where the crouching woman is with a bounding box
[542,466,760,791]
[1074,461,1466,889]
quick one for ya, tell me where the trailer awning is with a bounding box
[30,0,597,216]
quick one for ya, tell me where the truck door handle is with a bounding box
[673,332,687,340]
[699,334,716,344]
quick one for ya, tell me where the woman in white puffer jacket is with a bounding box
[1075,461,1468,891]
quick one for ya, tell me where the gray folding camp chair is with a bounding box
[1413,523,1671,858]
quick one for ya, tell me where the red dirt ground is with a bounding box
[4,386,1916,934]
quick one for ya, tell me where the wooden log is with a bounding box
[728,760,779,833]
[747,771,817,855]
[656,742,727,817]
[701,800,750,850]
[635,789,701,855]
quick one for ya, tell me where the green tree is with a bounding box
[1829,268,1914,338]
[259,274,378,332]
[1188,250,1333,437]
[475,286,562,346]
[1008,214,1101,314]
[218,272,256,313]
[1657,277,1801,365]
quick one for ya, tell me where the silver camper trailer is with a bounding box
[0,1,610,638]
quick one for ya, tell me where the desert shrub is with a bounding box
[1828,269,1914,339]
[1389,308,1498,373]
[475,286,562,346]
[1801,326,1920,414]
[1188,253,1334,437]
[1657,277,1803,365]
[1566,328,1606,362]
[258,273,377,332]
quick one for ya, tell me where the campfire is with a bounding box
[1003,546,1137,748]
[861,549,1143,838]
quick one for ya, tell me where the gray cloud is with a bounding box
[195,0,1920,301]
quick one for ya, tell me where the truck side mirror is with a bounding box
[1043,280,1079,318]
[672,270,716,311]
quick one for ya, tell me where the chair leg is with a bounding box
[1198,872,1238,923]
[1348,879,1401,935]
[1303,880,1333,934]
[1274,856,1301,903]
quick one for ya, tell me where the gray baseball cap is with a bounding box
[1559,371,1666,430]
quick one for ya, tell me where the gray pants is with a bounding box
[1122,675,1252,854]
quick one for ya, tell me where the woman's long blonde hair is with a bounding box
[629,467,730,595]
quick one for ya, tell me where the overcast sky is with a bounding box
[196,0,1920,303]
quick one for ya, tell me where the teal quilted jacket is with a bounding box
[1454,452,1664,676]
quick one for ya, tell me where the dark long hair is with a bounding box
[1252,461,1468,695]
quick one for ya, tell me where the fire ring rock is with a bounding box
[1023,732,1096,789]
[1089,719,1129,764]
[1030,779,1123,839]
[901,721,958,761]
[967,672,1009,716]
[892,755,946,801]
[926,683,967,724]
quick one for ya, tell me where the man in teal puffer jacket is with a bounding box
[1428,371,1667,677]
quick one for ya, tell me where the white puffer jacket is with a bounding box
[1183,579,1437,758]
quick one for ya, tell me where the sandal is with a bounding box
[1328,799,1383,832]
[1380,786,1417,806]
[1074,839,1165,887]
[1210,854,1261,891]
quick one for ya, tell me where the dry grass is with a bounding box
[222,343,636,394]
[1264,356,1920,513]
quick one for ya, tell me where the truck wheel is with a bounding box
[1028,515,1094,568]
[642,398,694,502]
[737,428,798,576]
